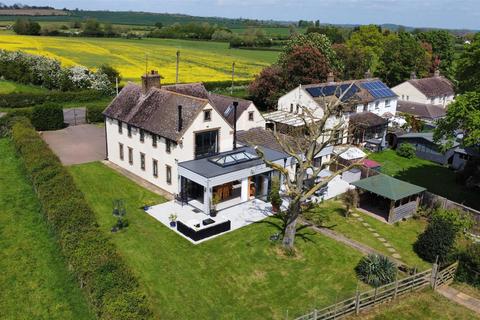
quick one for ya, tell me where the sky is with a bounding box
[6,0,480,30]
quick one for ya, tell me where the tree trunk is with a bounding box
[282,200,301,249]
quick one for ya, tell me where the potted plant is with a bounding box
[210,194,221,217]
[169,213,177,227]
[269,177,282,213]
[143,200,156,211]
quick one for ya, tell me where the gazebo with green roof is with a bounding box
[352,174,426,223]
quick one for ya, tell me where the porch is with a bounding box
[146,198,273,244]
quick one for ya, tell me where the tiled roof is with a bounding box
[397,101,446,120]
[103,83,209,142]
[349,111,388,127]
[208,93,252,126]
[407,76,455,98]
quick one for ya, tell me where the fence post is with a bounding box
[393,270,399,300]
[313,308,318,320]
[355,288,361,315]
[431,263,438,290]
[411,267,417,292]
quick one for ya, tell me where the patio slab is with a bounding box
[146,198,273,244]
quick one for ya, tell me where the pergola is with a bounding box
[352,174,426,223]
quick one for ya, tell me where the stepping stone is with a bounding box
[383,242,392,247]
[373,233,380,237]
[356,217,364,222]
[367,228,375,232]
[387,248,396,252]
[378,237,387,242]
[362,222,370,227]
[392,253,402,259]
[352,213,359,217]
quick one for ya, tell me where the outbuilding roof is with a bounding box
[350,111,388,128]
[352,174,426,201]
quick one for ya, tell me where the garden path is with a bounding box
[437,286,480,315]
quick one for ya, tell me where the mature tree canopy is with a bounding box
[13,18,41,35]
[248,65,284,110]
[434,92,480,149]
[346,25,385,73]
[377,32,430,87]
[416,30,456,78]
[333,43,370,80]
[456,33,480,93]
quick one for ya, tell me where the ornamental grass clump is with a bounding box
[355,254,397,287]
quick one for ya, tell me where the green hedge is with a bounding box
[0,90,111,109]
[86,105,105,123]
[31,104,64,131]
[10,119,152,319]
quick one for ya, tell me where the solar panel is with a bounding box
[305,84,359,102]
[362,81,396,99]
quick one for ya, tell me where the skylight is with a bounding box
[208,151,259,167]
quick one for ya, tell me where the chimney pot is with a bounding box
[410,71,417,79]
[364,69,372,79]
[327,72,335,83]
[434,69,440,77]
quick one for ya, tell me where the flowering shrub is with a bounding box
[0,50,113,94]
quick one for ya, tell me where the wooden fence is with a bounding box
[294,262,458,320]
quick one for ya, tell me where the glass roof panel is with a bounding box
[208,151,259,167]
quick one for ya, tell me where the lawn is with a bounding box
[347,290,480,320]
[0,139,94,320]
[0,32,278,83]
[368,150,480,210]
[308,201,430,270]
[0,79,49,94]
[69,162,369,320]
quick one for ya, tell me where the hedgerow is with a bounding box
[86,104,105,123]
[31,104,64,131]
[0,90,110,108]
[10,118,152,320]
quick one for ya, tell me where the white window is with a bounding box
[153,159,158,177]
[385,99,391,108]
[140,153,145,171]
[128,147,133,165]
[119,143,124,160]
[430,98,435,104]
[375,101,380,109]
[248,111,254,121]
[204,110,212,122]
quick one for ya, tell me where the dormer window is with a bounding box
[204,110,212,122]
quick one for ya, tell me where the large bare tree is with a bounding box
[256,85,364,250]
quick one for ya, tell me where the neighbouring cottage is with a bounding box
[392,70,455,108]
[349,111,389,151]
[396,100,446,125]
[103,70,288,216]
[265,74,397,148]
[352,174,426,223]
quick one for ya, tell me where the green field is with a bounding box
[368,150,480,210]
[348,289,480,320]
[0,32,278,83]
[0,79,49,94]
[69,161,370,320]
[0,139,93,319]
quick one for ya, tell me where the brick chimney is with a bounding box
[141,70,161,94]
[434,69,440,77]
[327,72,335,83]
[410,71,417,79]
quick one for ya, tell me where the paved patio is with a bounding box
[146,199,273,244]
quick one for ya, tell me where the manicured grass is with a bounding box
[0,32,278,83]
[0,79,49,94]
[347,290,480,320]
[0,139,93,319]
[308,200,430,270]
[368,150,480,210]
[69,162,369,319]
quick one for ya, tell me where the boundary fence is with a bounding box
[295,262,458,320]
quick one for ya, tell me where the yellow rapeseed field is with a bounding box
[0,33,279,83]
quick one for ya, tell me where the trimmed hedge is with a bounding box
[203,80,251,91]
[86,104,105,123]
[10,119,152,319]
[0,90,111,109]
[31,104,64,131]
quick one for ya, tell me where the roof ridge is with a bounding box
[150,86,209,104]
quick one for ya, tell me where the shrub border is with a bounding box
[10,118,152,319]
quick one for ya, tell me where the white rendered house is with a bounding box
[104,71,286,217]
[392,71,455,108]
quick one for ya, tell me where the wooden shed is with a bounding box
[352,174,426,223]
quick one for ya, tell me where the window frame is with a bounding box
[127,125,132,137]
[152,134,157,148]
[166,139,171,154]
[128,147,133,165]
[119,143,124,160]
[166,165,172,184]
[203,109,212,122]
[248,111,254,121]
[118,120,123,134]
[139,129,145,143]
[153,159,158,177]
[140,152,146,171]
